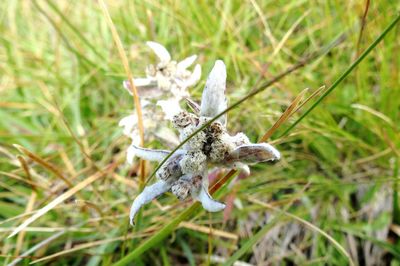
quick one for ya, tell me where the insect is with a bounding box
[129,60,280,225]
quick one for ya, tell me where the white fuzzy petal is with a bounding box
[157,99,183,120]
[129,180,170,225]
[257,143,281,161]
[130,145,171,162]
[126,144,136,164]
[118,115,137,137]
[123,79,158,95]
[184,64,202,88]
[140,99,151,108]
[133,78,155,87]
[225,143,280,165]
[123,79,159,99]
[177,55,197,70]
[200,60,227,124]
[146,41,171,62]
[194,186,225,212]
[233,163,250,176]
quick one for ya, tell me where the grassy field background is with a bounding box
[1,0,400,265]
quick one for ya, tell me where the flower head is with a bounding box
[129,60,280,225]
[123,41,201,118]
[119,42,201,162]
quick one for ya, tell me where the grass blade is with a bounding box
[44,0,107,62]
[98,0,145,147]
[6,231,66,266]
[14,192,37,257]
[7,164,117,239]
[259,87,309,142]
[113,204,199,266]
[223,13,400,265]
[279,13,400,138]
[222,184,310,266]
[246,197,355,266]
[98,0,146,185]
[13,144,73,188]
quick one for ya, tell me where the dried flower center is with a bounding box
[172,111,199,128]
[156,154,183,182]
[171,175,203,200]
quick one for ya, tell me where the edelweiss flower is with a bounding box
[129,60,280,225]
[119,99,179,164]
[123,41,201,119]
[119,42,201,161]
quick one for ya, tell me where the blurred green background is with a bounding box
[1,0,399,265]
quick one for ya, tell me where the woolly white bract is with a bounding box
[129,60,280,225]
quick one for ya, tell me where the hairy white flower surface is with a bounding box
[171,178,192,200]
[179,124,206,151]
[146,41,171,63]
[123,41,201,109]
[156,99,182,120]
[129,180,170,226]
[119,42,201,163]
[179,151,207,175]
[156,154,183,182]
[119,114,138,142]
[209,132,235,162]
[200,60,227,125]
[128,60,280,225]
[194,185,226,212]
[129,145,170,162]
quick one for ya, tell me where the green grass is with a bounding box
[1,1,399,265]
